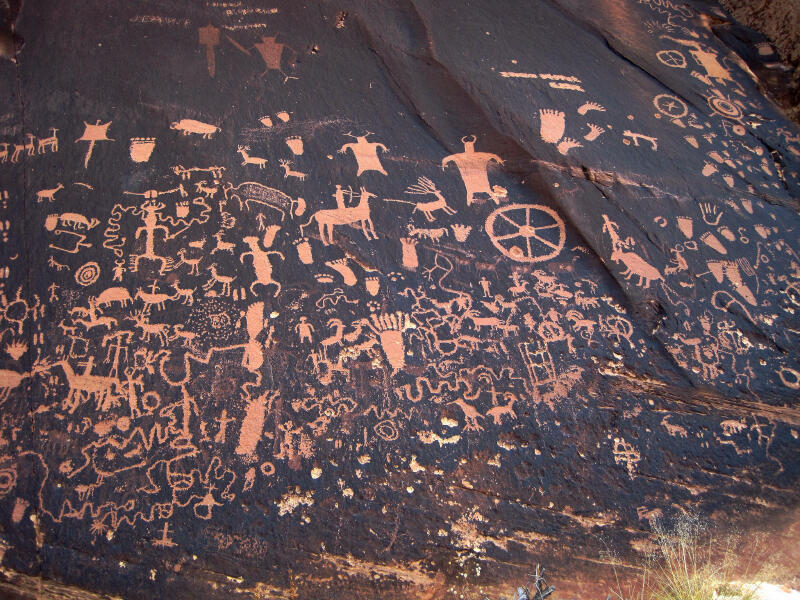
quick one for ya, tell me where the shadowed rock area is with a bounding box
[0,1,798,598]
[718,0,800,122]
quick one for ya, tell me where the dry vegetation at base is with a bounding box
[605,514,790,600]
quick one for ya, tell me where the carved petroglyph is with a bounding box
[2,9,799,572]
[442,135,504,205]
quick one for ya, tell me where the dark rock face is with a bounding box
[718,0,800,122]
[0,1,798,598]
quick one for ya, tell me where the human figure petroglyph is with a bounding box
[300,186,377,245]
[101,330,133,373]
[338,132,388,176]
[130,201,172,274]
[442,135,504,205]
[48,282,61,303]
[479,277,492,298]
[112,260,125,282]
[240,236,284,296]
[294,316,314,344]
[228,34,298,81]
[216,199,236,230]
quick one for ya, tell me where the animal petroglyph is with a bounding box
[171,119,220,139]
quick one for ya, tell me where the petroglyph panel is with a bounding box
[0,0,799,598]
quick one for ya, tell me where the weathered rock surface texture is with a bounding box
[718,0,800,121]
[0,1,798,598]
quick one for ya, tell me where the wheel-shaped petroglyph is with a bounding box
[653,94,688,119]
[707,95,742,120]
[656,50,686,68]
[485,203,565,263]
